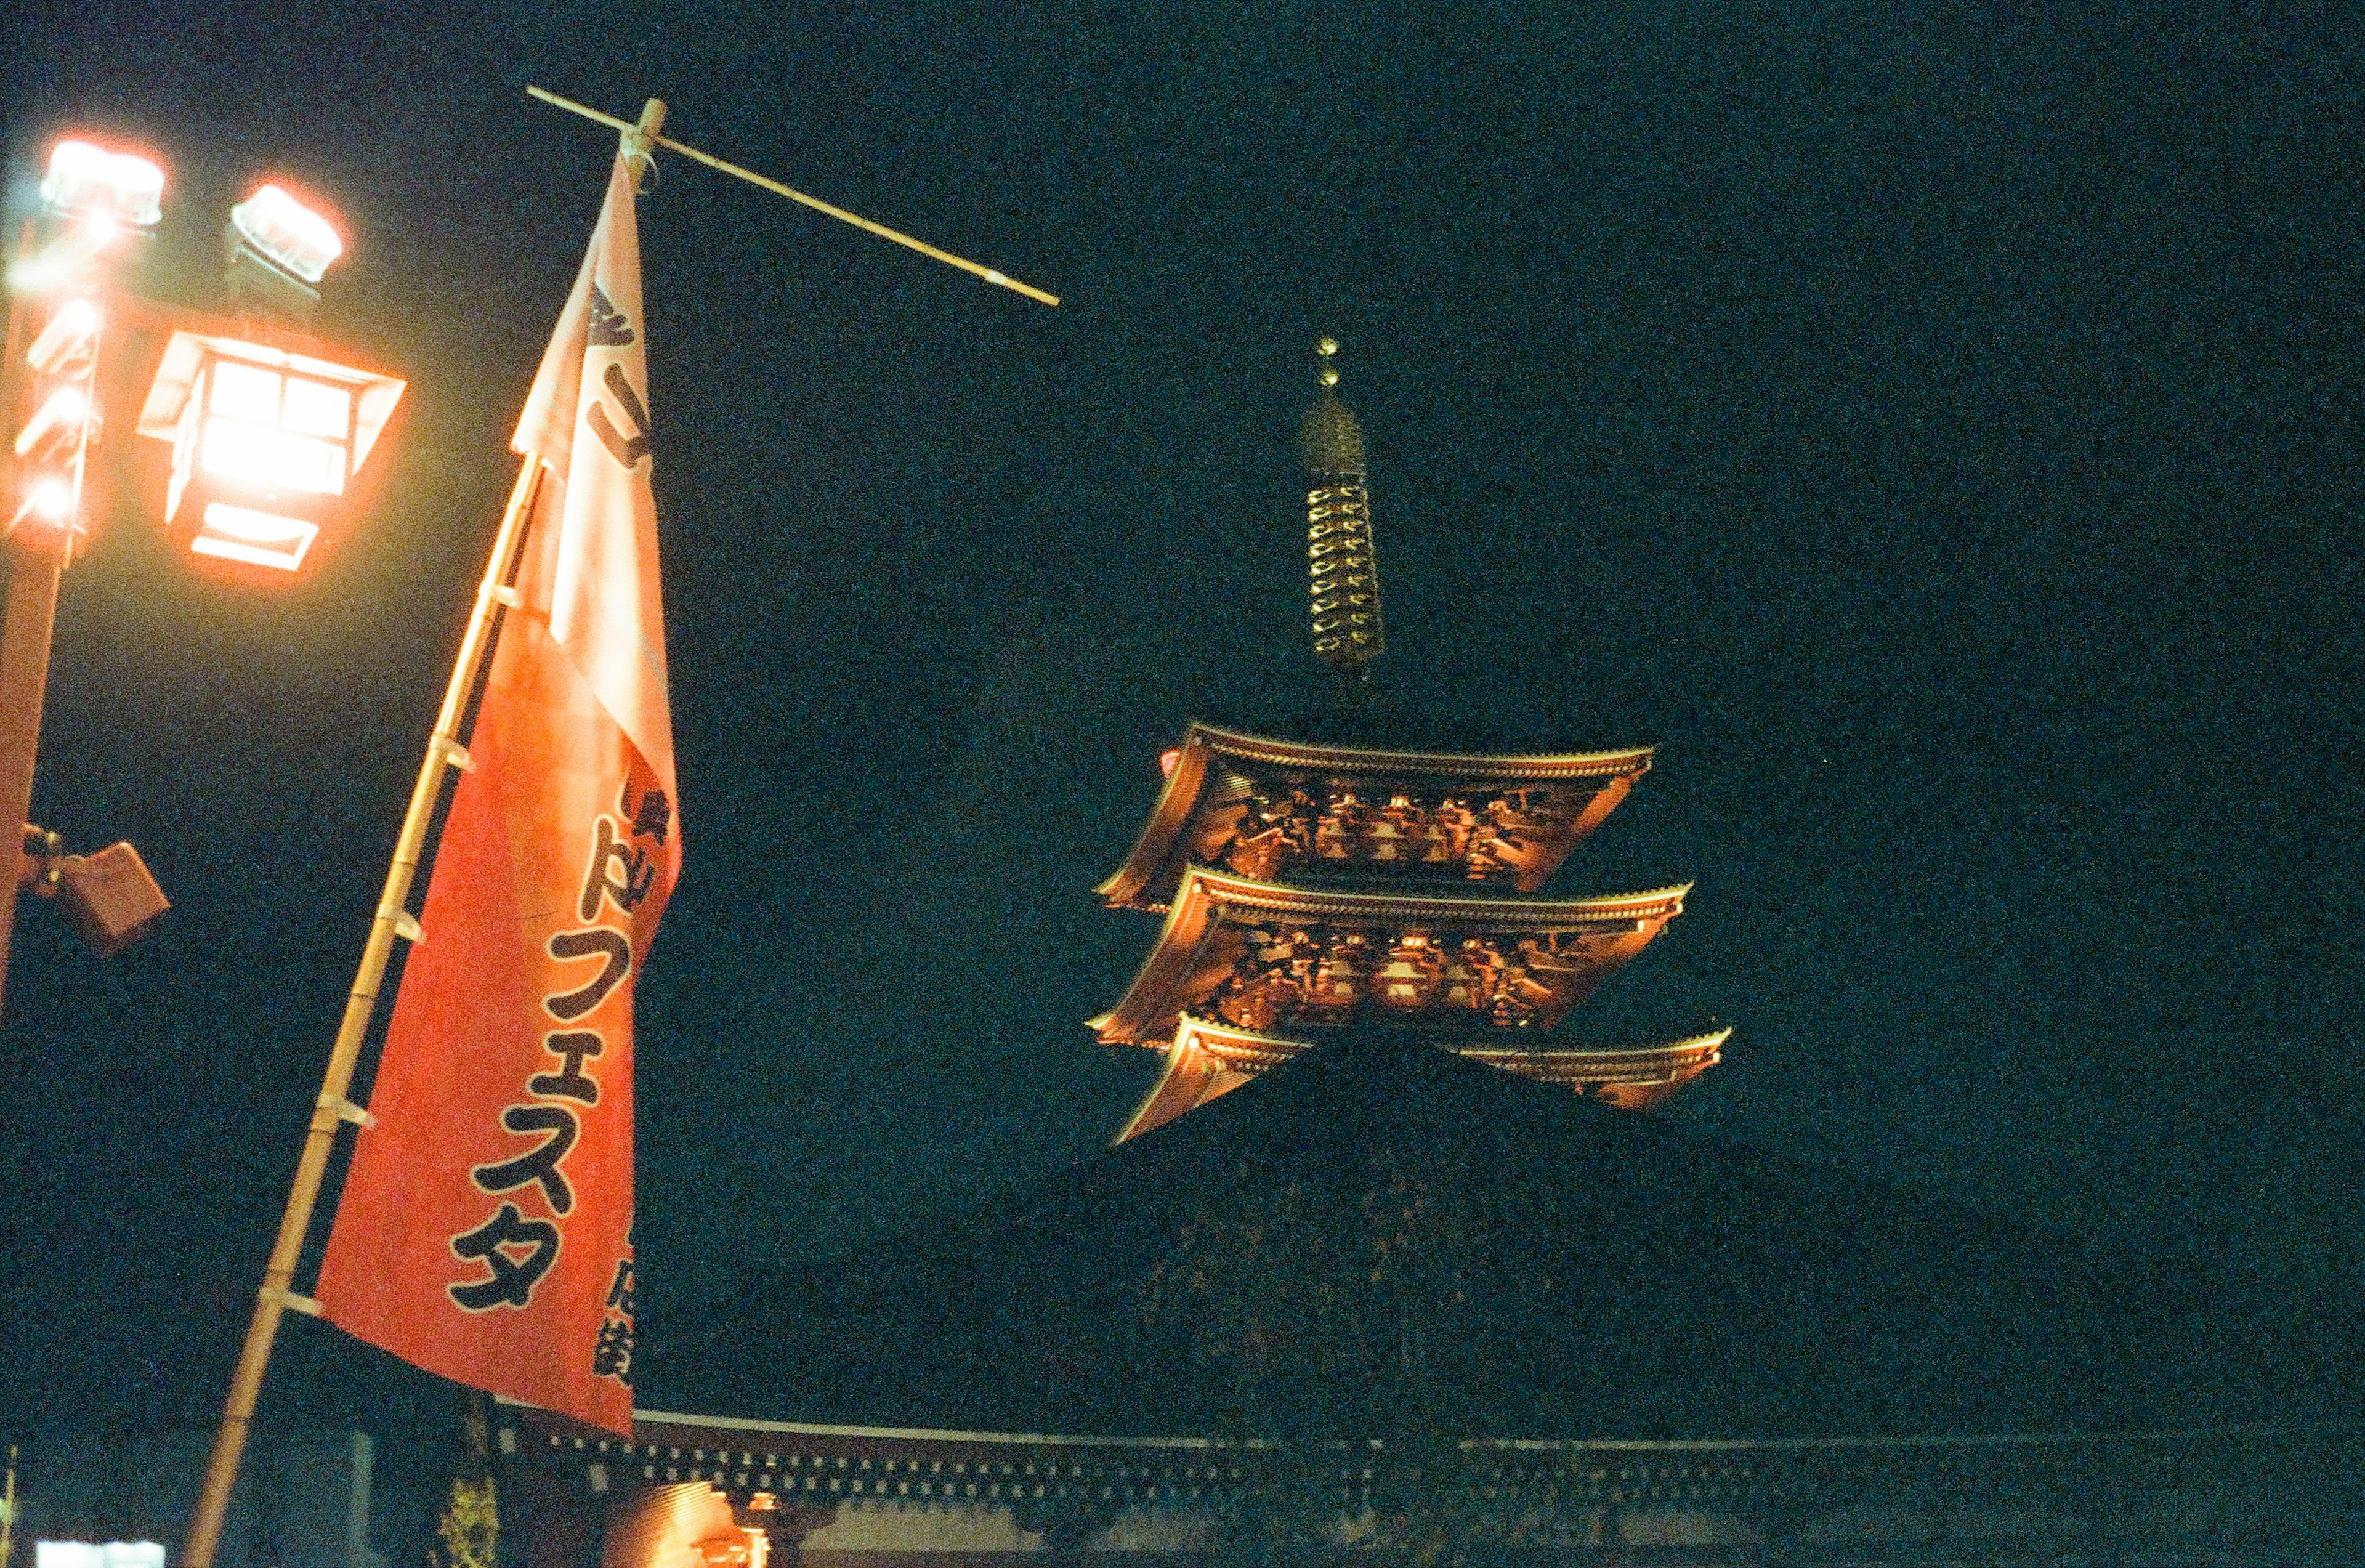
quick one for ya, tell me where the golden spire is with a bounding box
[1300,337,1384,671]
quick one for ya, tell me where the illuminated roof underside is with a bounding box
[1114,1015,1730,1142]
[1088,867,1690,1047]
[1098,722,1655,910]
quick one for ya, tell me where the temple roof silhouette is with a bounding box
[645,1031,2264,1439]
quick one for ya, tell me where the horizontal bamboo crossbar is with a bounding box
[527,86,1059,307]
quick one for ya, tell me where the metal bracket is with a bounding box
[317,1092,376,1130]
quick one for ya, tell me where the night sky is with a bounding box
[2,0,2359,1454]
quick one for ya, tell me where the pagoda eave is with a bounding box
[1173,722,1658,782]
[1112,1017,1730,1142]
[1454,1027,1731,1112]
[1091,868,1691,1047]
[1096,721,1656,910]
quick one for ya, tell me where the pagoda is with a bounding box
[496,342,2330,1568]
[1091,339,1724,1142]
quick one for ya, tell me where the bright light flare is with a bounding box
[41,139,164,228]
[9,227,115,293]
[14,476,75,528]
[194,360,352,496]
[200,419,345,495]
[192,503,317,572]
[230,183,344,283]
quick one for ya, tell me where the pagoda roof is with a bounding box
[1098,720,1654,908]
[1088,867,1689,1046]
[1112,1017,1731,1142]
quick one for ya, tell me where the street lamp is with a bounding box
[0,138,403,1020]
[131,178,402,579]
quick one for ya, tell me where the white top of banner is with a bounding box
[510,156,676,794]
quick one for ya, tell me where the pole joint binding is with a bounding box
[261,1287,323,1318]
[316,1092,376,1130]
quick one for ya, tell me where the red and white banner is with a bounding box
[317,154,678,1434]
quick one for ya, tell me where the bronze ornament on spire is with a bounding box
[1302,337,1385,671]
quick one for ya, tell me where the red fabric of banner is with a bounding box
[317,155,675,1434]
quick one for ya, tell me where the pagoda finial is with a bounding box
[1300,337,1383,671]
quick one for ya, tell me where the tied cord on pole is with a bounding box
[620,98,665,193]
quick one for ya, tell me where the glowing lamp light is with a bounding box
[13,477,74,530]
[26,298,101,373]
[229,184,344,284]
[14,387,91,459]
[137,329,403,578]
[194,358,352,495]
[40,140,164,228]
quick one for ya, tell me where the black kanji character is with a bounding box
[579,816,656,923]
[448,1203,560,1311]
[531,1031,604,1104]
[588,364,652,469]
[544,928,631,1022]
[591,1317,634,1384]
[621,786,671,845]
[587,285,636,348]
[471,1104,579,1214]
[605,1256,636,1317]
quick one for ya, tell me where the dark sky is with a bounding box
[2,0,2359,1442]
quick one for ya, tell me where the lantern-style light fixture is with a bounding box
[39,140,165,230]
[135,330,403,576]
[224,179,344,318]
[229,184,344,284]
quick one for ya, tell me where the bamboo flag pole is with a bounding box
[187,100,680,1567]
[184,443,552,1568]
[525,86,1061,307]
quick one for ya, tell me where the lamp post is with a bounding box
[0,140,161,1024]
[0,135,404,1024]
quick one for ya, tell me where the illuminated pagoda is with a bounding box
[1092,339,1725,1142]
